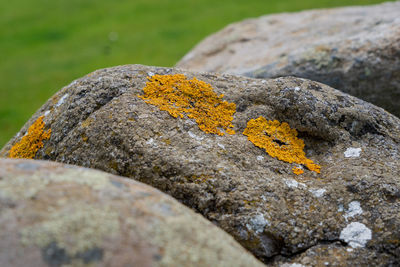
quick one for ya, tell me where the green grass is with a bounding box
[0,0,392,148]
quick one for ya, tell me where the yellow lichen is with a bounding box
[138,74,236,136]
[292,167,304,175]
[9,116,51,159]
[243,117,320,174]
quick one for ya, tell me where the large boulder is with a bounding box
[176,2,400,117]
[1,64,400,265]
[0,158,263,267]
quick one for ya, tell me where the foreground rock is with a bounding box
[176,2,400,117]
[1,64,400,265]
[0,158,263,267]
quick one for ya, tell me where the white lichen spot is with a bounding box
[338,204,344,212]
[56,94,69,107]
[146,138,154,145]
[344,147,362,158]
[347,248,353,252]
[44,110,51,116]
[285,179,306,189]
[147,71,155,77]
[309,188,326,197]
[138,113,150,119]
[261,80,267,84]
[246,214,270,234]
[217,143,225,149]
[285,179,299,188]
[188,131,204,141]
[340,222,372,248]
[294,86,300,91]
[344,201,363,220]
[256,155,264,161]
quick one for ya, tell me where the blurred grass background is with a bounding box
[0,0,392,147]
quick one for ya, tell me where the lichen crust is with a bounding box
[243,117,320,174]
[292,167,305,175]
[138,74,236,136]
[9,115,51,159]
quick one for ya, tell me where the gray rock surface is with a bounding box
[0,158,263,267]
[1,64,400,265]
[176,2,400,117]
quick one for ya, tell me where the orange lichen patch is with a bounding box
[243,117,320,174]
[9,116,51,159]
[292,167,304,175]
[138,74,236,136]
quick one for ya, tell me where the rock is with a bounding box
[176,2,400,117]
[271,242,397,267]
[1,64,400,265]
[0,158,263,267]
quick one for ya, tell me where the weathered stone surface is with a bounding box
[176,2,400,117]
[1,64,400,265]
[0,158,263,267]
[272,242,397,267]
